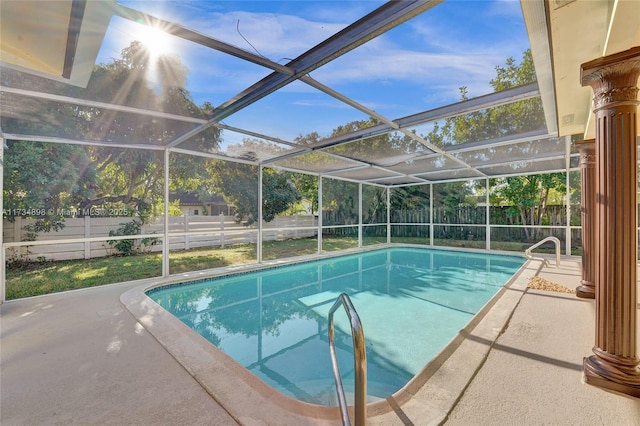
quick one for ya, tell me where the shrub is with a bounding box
[107,219,158,256]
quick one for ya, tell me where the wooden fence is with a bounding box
[3,215,317,261]
[3,205,588,261]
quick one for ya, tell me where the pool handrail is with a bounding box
[328,293,367,426]
[525,236,561,267]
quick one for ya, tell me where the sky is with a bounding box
[97,0,531,144]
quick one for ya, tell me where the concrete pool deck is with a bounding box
[2,255,639,425]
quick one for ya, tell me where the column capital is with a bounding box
[573,139,595,166]
[581,46,640,110]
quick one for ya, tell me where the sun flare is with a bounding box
[135,25,173,62]
[129,22,182,86]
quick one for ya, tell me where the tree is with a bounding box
[78,41,220,219]
[485,50,565,239]
[207,153,301,225]
[390,185,430,211]
[434,181,475,212]
[362,184,386,225]
[426,49,562,237]
[436,49,543,146]
[262,171,303,222]
[3,141,97,238]
[401,114,475,217]
[290,174,319,214]
[322,179,359,225]
[3,41,220,233]
[491,173,566,239]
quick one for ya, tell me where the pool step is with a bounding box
[278,378,391,406]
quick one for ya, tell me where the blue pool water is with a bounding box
[148,247,525,405]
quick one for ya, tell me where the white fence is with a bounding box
[3,215,317,261]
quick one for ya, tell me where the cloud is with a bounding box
[184,10,345,61]
[405,1,528,56]
[193,2,523,90]
[313,47,501,92]
[486,0,524,19]
[291,1,386,24]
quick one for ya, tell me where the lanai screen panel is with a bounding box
[415,168,484,182]
[478,158,567,176]
[369,176,427,186]
[219,79,379,146]
[329,167,402,181]
[178,127,304,163]
[452,137,565,167]
[386,155,465,175]
[1,8,278,149]
[323,132,432,166]
[269,151,364,174]
[0,82,204,146]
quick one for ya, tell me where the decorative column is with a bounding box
[574,139,596,298]
[581,46,640,397]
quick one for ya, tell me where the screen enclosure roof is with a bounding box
[1,0,639,186]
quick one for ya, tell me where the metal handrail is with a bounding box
[525,236,561,267]
[328,293,367,426]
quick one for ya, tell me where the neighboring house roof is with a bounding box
[169,192,228,206]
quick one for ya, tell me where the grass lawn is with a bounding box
[5,236,570,300]
[5,237,360,299]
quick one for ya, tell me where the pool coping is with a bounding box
[120,245,541,425]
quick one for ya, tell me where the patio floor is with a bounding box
[446,258,640,425]
[2,256,639,425]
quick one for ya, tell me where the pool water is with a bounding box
[148,247,525,405]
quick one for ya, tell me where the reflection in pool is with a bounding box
[148,247,525,405]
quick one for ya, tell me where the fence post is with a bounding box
[429,184,434,246]
[220,214,225,247]
[85,215,91,259]
[485,178,490,250]
[14,216,22,242]
[184,215,190,250]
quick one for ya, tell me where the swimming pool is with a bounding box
[146,247,525,406]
